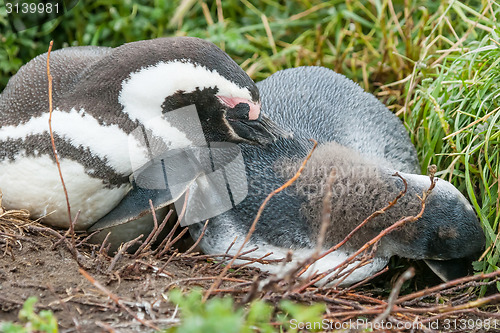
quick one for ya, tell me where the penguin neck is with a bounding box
[216,138,316,248]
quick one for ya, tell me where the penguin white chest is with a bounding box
[0,155,130,230]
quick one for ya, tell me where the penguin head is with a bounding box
[116,37,288,146]
[217,95,288,146]
[371,172,485,281]
[393,173,485,260]
[159,78,285,146]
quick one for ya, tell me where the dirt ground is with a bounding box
[1,213,500,333]
[0,215,264,332]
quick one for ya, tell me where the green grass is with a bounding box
[165,288,325,333]
[0,297,58,333]
[0,0,499,276]
[408,28,500,283]
[0,1,492,91]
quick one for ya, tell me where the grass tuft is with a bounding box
[409,30,500,282]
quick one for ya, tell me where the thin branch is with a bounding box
[184,220,209,255]
[46,41,72,227]
[79,268,159,330]
[295,174,435,292]
[396,269,500,304]
[107,234,144,273]
[317,172,407,262]
[372,267,415,324]
[316,169,336,253]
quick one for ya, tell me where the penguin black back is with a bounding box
[0,46,111,126]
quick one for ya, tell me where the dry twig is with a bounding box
[46,41,72,228]
[79,268,159,330]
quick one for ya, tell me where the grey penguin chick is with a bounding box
[0,37,286,231]
[188,67,485,286]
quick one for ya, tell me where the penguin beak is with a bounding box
[218,96,292,146]
[259,114,293,141]
[231,114,292,146]
[423,257,475,282]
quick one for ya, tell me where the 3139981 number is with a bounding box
[5,2,59,14]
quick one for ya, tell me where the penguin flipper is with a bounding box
[87,185,190,233]
[86,181,195,253]
[89,148,203,233]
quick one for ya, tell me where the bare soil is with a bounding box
[1,212,500,333]
[0,216,262,332]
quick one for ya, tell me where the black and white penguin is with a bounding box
[189,67,485,286]
[0,37,286,231]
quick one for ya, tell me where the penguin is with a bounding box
[0,37,287,233]
[188,66,486,286]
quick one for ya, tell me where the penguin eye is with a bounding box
[226,103,250,121]
[217,95,261,121]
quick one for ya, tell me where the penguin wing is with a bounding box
[87,183,192,233]
[88,148,204,232]
[89,142,248,233]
